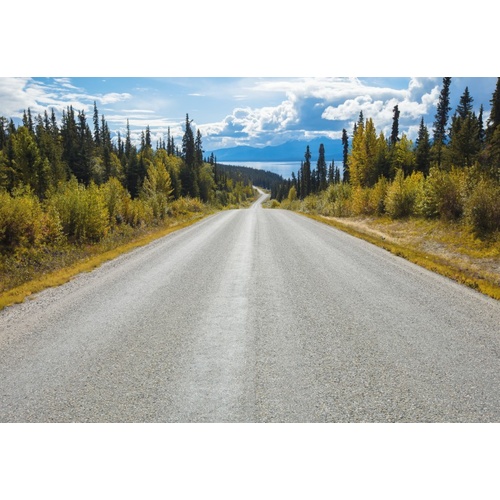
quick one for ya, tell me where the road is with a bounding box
[1,189,500,422]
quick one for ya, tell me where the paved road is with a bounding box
[1,190,500,422]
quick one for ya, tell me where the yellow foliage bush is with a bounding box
[0,189,62,249]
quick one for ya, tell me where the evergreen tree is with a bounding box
[447,87,480,167]
[478,104,485,144]
[342,128,349,183]
[390,104,400,146]
[432,77,452,166]
[180,113,199,197]
[486,77,500,141]
[0,116,7,150]
[145,125,152,149]
[93,101,101,146]
[456,86,473,120]
[317,143,327,191]
[303,146,312,196]
[195,129,203,165]
[125,120,132,159]
[415,117,431,175]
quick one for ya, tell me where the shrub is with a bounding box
[351,186,371,215]
[421,167,465,220]
[368,176,388,215]
[465,179,500,236]
[48,179,110,243]
[0,189,62,250]
[385,170,424,219]
[100,177,131,226]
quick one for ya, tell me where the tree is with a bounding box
[415,118,431,175]
[432,77,452,166]
[316,143,327,191]
[303,145,312,196]
[486,77,500,141]
[180,113,199,198]
[392,134,416,176]
[390,104,400,146]
[342,128,349,183]
[195,129,203,166]
[456,86,473,120]
[93,101,101,146]
[350,118,378,187]
[447,87,481,168]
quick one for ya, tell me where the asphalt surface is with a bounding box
[1,190,500,422]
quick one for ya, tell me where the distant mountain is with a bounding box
[208,137,343,162]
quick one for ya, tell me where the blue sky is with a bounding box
[2,2,497,155]
[0,77,497,154]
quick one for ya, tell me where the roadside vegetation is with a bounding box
[270,78,500,300]
[0,108,256,309]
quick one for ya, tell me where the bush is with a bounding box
[351,186,371,215]
[0,189,62,250]
[465,179,500,236]
[385,170,424,219]
[48,179,110,243]
[421,167,465,220]
[100,177,131,226]
[368,176,388,215]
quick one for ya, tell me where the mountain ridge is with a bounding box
[208,137,343,162]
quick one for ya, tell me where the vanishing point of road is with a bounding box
[1,190,500,422]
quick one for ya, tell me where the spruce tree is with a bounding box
[303,146,312,196]
[486,77,500,141]
[93,101,101,146]
[415,117,431,175]
[342,128,349,183]
[390,104,400,146]
[317,143,327,191]
[432,77,452,166]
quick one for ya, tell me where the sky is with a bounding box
[0,77,497,155]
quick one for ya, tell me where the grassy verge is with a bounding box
[301,213,500,301]
[0,211,211,311]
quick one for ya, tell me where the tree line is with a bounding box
[0,106,255,251]
[272,78,500,236]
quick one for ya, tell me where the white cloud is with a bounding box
[99,92,132,104]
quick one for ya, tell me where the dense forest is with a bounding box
[0,107,256,249]
[215,163,284,192]
[272,77,500,236]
